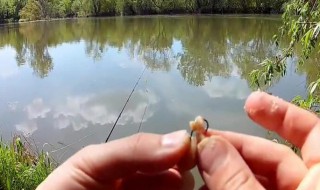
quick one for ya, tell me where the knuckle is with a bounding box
[128,133,147,153]
[130,133,146,146]
[222,169,252,190]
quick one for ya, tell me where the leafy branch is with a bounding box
[292,77,320,113]
[250,0,320,113]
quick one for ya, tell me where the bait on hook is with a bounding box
[177,116,210,171]
[189,116,209,138]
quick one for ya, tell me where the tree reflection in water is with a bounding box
[0,16,310,87]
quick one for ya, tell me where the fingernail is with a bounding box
[245,91,266,115]
[162,130,188,148]
[198,137,228,175]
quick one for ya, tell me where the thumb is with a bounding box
[37,131,191,190]
[297,163,320,190]
[197,136,264,190]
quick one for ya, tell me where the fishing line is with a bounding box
[138,104,148,133]
[50,132,96,153]
[57,147,72,163]
[42,131,99,164]
[137,75,150,133]
[38,68,147,156]
[105,67,147,142]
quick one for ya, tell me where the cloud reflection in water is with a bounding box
[16,120,38,137]
[203,77,251,100]
[16,98,51,137]
[16,89,158,135]
[26,98,51,119]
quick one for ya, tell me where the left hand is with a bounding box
[36,130,194,190]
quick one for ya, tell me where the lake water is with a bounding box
[0,15,315,187]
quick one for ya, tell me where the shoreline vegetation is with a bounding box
[0,136,54,190]
[0,14,284,26]
[0,14,283,27]
[0,0,287,23]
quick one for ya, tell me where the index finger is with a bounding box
[245,91,320,168]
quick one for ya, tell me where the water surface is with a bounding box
[0,16,315,164]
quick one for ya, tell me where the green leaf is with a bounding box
[304,29,313,45]
[313,22,320,39]
[310,82,318,95]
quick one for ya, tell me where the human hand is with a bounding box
[196,91,320,190]
[36,131,195,190]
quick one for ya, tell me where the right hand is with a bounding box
[197,91,320,190]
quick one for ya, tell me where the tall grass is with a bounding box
[0,136,54,190]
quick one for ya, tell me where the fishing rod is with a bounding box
[105,67,147,143]
[43,68,147,157]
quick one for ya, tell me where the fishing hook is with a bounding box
[190,117,209,137]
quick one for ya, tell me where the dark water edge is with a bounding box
[0,13,282,26]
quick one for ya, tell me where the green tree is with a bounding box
[195,0,214,13]
[57,0,75,17]
[71,0,93,16]
[0,0,5,20]
[2,0,290,21]
[0,0,25,21]
[19,0,42,21]
[250,0,320,113]
[91,0,101,15]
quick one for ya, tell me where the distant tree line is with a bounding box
[0,0,287,22]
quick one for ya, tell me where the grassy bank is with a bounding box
[0,136,54,190]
